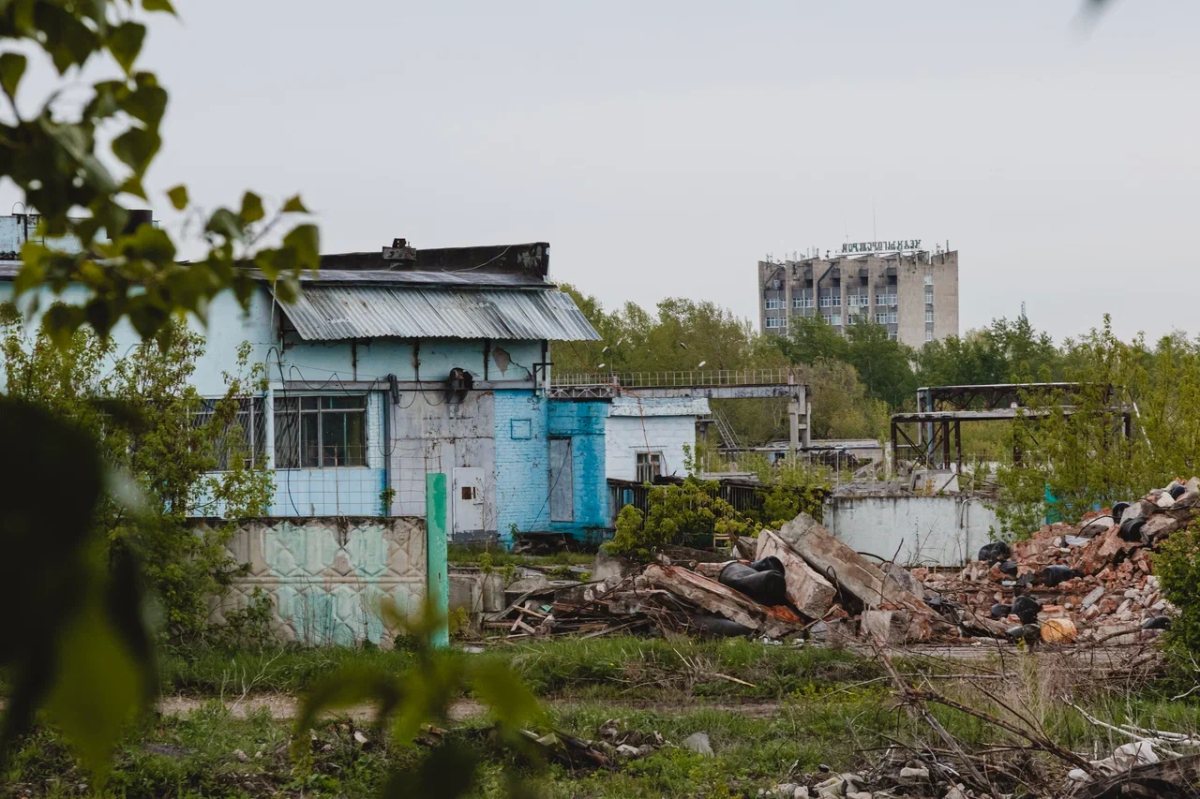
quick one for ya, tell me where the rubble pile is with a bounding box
[487,513,952,643]
[486,478,1194,647]
[921,477,1198,644]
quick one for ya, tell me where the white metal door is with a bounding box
[452,467,486,538]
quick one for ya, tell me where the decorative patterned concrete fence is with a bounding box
[199,516,427,646]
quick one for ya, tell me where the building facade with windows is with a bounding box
[604,397,710,484]
[757,247,958,348]
[0,229,608,545]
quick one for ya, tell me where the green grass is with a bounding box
[12,644,1200,798]
[159,644,420,697]
[446,545,596,570]
[0,696,897,798]
[157,637,882,702]
[14,688,1196,798]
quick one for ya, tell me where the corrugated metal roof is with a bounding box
[277,285,600,342]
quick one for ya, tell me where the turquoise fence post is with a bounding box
[426,472,449,649]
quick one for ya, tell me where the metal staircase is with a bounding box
[711,407,744,451]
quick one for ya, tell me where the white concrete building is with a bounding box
[605,397,710,482]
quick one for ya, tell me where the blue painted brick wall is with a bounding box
[548,400,608,536]
[494,390,550,543]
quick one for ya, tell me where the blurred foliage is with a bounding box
[0,0,328,785]
[2,314,273,639]
[292,598,542,799]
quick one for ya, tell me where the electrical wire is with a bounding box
[449,245,512,273]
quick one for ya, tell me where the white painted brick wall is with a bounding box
[605,416,696,481]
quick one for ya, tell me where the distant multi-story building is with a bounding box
[757,242,958,348]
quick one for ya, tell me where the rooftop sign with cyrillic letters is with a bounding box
[841,239,921,254]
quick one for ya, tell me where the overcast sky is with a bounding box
[7,1,1199,344]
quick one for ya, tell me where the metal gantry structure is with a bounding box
[892,382,1132,473]
[549,368,811,455]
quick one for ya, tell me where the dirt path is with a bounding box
[155,695,785,722]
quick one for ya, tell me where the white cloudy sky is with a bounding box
[7,1,1200,343]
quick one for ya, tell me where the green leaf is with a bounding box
[470,660,541,729]
[143,0,177,13]
[45,603,143,781]
[281,195,308,214]
[41,118,119,195]
[205,208,243,241]
[118,175,147,199]
[282,223,320,271]
[122,83,168,128]
[291,666,403,761]
[121,223,176,262]
[12,245,49,296]
[40,5,100,74]
[109,22,147,74]
[41,304,85,348]
[112,127,161,176]
[166,185,188,210]
[382,742,481,799]
[239,191,264,225]
[0,399,106,760]
[0,52,26,98]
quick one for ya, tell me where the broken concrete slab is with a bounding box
[1081,586,1106,609]
[1141,513,1181,543]
[881,561,925,599]
[641,564,805,639]
[1079,516,1115,537]
[755,529,837,620]
[592,550,638,584]
[776,514,934,620]
[861,609,931,645]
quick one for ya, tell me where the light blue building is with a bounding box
[0,219,608,545]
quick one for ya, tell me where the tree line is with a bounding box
[556,285,1070,446]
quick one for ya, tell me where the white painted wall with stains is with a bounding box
[824,494,999,567]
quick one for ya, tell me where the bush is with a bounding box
[1152,525,1200,669]
[604,505,649,560]
[604,477,757,561]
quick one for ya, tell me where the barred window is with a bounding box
[274,395,368,468]
[192,397,266,470]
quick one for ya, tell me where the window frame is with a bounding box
[193,396,267,471]
[636,452,664,483]
[274,394,369,469]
